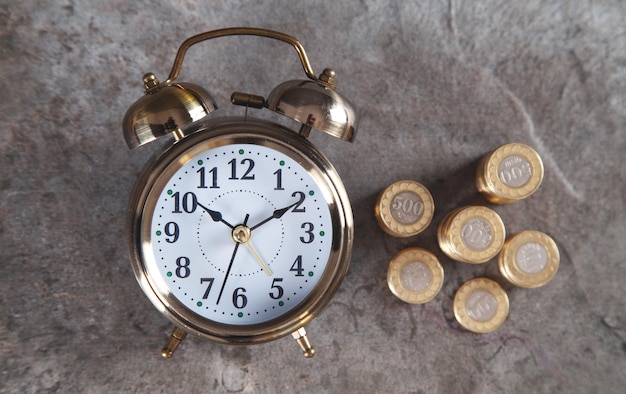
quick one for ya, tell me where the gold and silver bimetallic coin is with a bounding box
[375,180,434,237]
[499,230,560,288]
[476,143,544,204]
[437,206,506,264]
[453,278,509,333]
[387,248,444,304]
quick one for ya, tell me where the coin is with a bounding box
[375,180,435,237]
[387,248,444,304]
[476,143,544,204]
[453,277,509,333]
[437,206,506,263]
[499,230,560,288]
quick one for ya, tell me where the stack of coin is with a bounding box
[437,206,506,264]
[499,230,560,288]
[375,180,435,237]
[476,143,544,204]
[453,277,510,333]
[387,248,444,304]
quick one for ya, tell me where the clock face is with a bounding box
[140,140,335,326]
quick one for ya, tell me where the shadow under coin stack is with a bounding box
[376,143,560,334]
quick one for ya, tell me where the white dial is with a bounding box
[143,142,333,325]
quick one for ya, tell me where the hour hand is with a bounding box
[197,202,234,229]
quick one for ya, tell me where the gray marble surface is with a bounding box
[1,1,625,392]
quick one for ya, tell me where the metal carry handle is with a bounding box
[156,27,334,89]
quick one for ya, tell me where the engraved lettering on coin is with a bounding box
[466,290,498,322]
[391,191,424,224]
[400,261,432,293]
[515,242,548,274]
[461,219,494,250]
[498,155,532,187]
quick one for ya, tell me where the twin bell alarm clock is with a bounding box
[122,28,358,358]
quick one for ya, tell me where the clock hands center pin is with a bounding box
[197,200,273,277]
[231,223,273,276]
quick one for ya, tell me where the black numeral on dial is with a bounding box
[233,287,248,309]
[201,278,214,299]
[274,169,284,190]
[291,191,306,212]
[290,255,304,276]
[172,192,198,213]
[269,278,284,299]
[229,158,255,180]
[300,222,315,244]
[164,222,179,243]
[197,167,219,189]
[175,256,191,278]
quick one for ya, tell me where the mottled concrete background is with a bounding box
[1,1,625,393]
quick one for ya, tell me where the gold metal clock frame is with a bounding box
[122,28,358,358]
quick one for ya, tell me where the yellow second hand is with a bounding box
[245,241,273,276]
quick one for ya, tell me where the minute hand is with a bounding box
[250,200,300,231]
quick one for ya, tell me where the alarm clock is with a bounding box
[122,28,357,358]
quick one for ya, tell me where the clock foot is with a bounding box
[292,327,315,358]
[161,326,188,359]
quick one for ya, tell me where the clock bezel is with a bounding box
[126,117,353,345]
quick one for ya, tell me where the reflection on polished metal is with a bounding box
[125,27,357,358]
[476,143,544,204]
[387,248,444,304]
[124,27,356,149]
[292,327,315,358]
[453,278,509,333]
[161,326,188,359]
[122,78,218,149]
[437,206,506,264]
[266,73,358,142]
[127,119,354,355]
[375,180,435,237]
[231,92,266,109]
[499,230,560,288]
[161,27,332,88]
